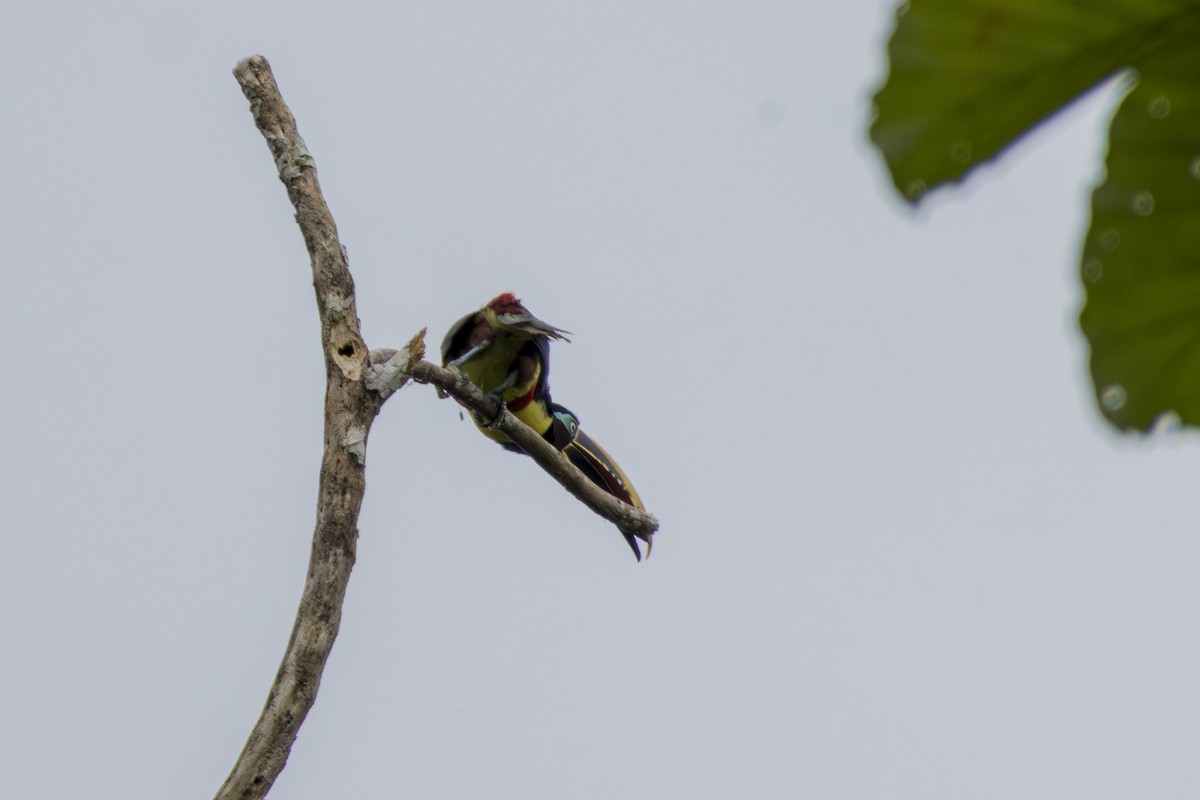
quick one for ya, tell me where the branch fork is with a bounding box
[218,54,657,800]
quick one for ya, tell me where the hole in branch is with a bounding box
[337,343,355,357]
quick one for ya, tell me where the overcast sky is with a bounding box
[4,2,1198,798]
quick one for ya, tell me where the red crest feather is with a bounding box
[486,293,525,315]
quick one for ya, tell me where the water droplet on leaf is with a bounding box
[1100,384,1126,412]
[1148,96,1171,118]
[905,179,927,200]
[1082,257,1103,283]
[1149,410,1182,436]
[1131,191,1155,216]
[949,140,972,164]
[1098,228,1120,251]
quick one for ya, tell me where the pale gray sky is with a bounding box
[4,2,1197,798]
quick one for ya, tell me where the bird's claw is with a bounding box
[472,395,506,430]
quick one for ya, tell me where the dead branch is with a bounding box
[216,55,385,800]
[219,54,658,800]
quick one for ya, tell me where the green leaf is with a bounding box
[871,0,1200,432]
[1080,24,1200,430]
[870,0,1196,202]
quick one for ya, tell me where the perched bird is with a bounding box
[441,293,650,559]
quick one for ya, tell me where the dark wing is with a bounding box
[529,333,554,406]
[566,428,644,510]
[552,406,649,560]
[440,310,483,365]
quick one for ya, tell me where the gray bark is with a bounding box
[217,54,658,800]
[216,55,384,800]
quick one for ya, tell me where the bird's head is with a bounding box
[480,292,571,341]
[485,292,527,316]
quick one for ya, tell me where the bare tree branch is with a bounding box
[220,53,659,800]
[216,55,386,800]
[364,330,426,401]
[405,358,659,541]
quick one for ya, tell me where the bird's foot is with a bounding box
[472,395,507,430]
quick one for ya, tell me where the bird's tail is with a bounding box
[551,404,650,561]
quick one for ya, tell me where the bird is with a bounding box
[441,292,650,559]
